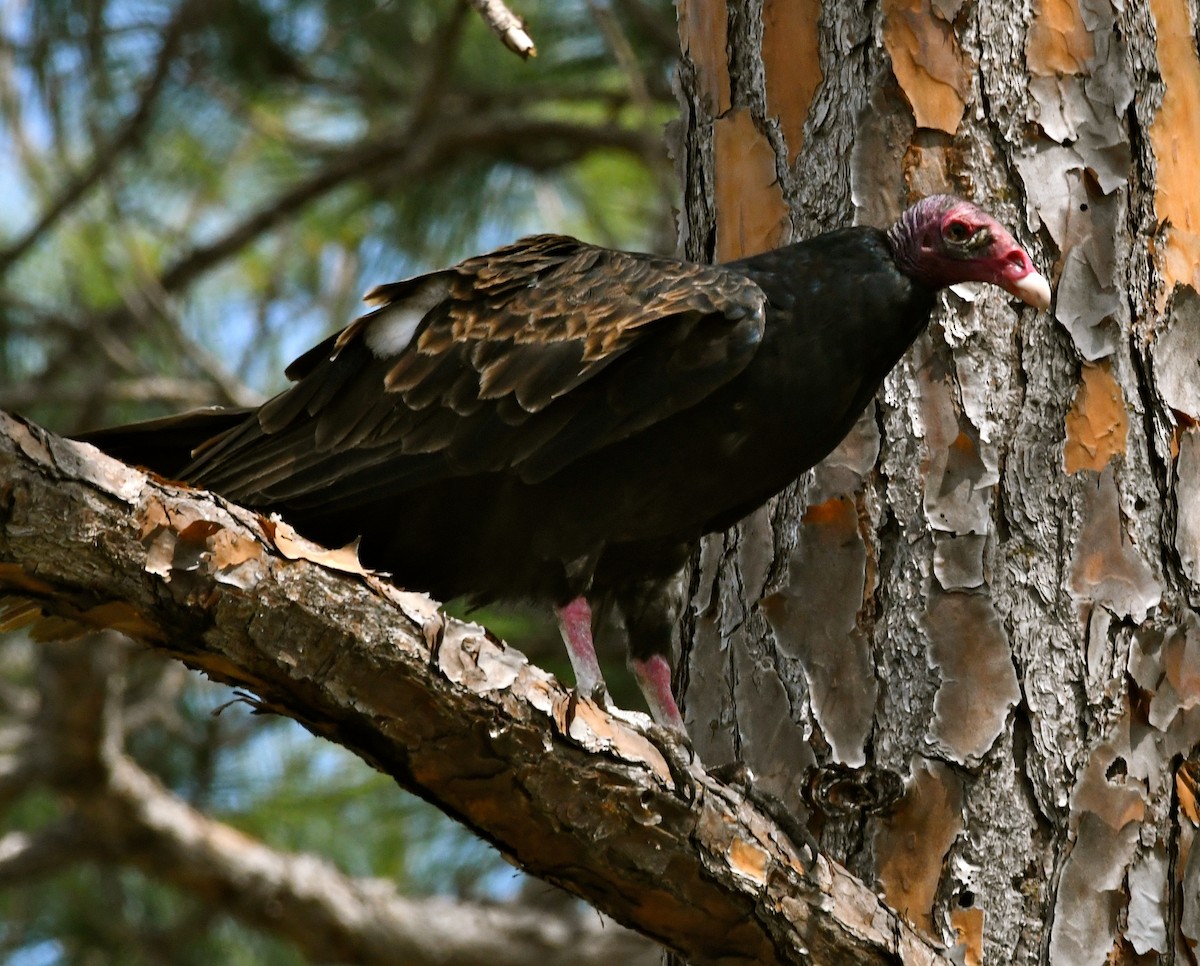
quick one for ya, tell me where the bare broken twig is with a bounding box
[467,0,537,58]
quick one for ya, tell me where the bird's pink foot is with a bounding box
[556,597,609,705]
[630,654,686,735]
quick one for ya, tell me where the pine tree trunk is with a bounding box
[673,1,1200,962]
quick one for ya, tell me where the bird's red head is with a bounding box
[889,195,1051,309]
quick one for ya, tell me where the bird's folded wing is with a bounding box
[184,234,767,506]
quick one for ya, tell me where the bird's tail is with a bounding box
[74,407,254,480]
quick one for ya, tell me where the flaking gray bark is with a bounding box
[673,1,1200,963]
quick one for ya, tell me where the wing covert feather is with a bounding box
[183,234,768,504]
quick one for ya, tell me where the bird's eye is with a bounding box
[946,221,971,243]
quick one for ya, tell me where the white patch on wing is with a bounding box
[364,280,450,357]
[365,306,424,357]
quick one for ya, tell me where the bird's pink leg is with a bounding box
[556,597,607,702]
[630,655,686,735]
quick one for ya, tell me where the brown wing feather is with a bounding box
[183,234,767,505]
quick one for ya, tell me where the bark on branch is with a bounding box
[0,412,951,965]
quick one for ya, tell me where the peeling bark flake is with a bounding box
[135,498,265,590]
[1183,823,1200,950]
[1024,0,1130,181]
[1014,144,1122,249]
[677,0,731,118]
[1067,468,1161,620]
[902,142,958,202]
[1159,623,1200,719]
[730,637,819,802]
[1026,0,1093,76]
[265,518,370,576]
[207,530,268,589]
[932,533,986,590]
[851,84,914,225]
[58,436,147,503]
[949,905,984,966]
[881,0,969,134]
[1154,286,1200,418]
[913,336,993,537]
[872,757,965,934]
[435,623,514,690]
[553,695,675,784]
[713,109,789,260]
[727,836,769,884]
[1063,361,1128,473]
[1049,731,1145,966]
[760,495,876,767]
[922,588,1019,764]
[1125,846,1169,954]
[1179,759,1200,824]
[684,538,738,764]
[761,0,822,163]
[1147,0,1200,295]
[1122,623,1200,943]
[1015,152,1126,360]
[143,527,177,580]
[1176,429,1200,588]
[8,418,52,464]
[736,505,774,607]
[1129,618,1200,731]
[1055,246,1123,361]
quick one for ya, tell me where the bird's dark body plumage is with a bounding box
[79,197,1050,730]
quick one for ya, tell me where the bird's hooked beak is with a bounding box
[1005,267,1052,310]
[993,237,1052,310]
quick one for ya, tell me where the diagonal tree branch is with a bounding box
[0,411,953,966]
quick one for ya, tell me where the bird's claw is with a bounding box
[643,721,699,804]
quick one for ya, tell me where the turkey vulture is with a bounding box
[82,195,1050,734]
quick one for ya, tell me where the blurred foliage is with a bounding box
[1,0,678,425]
[0,0,677,960]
